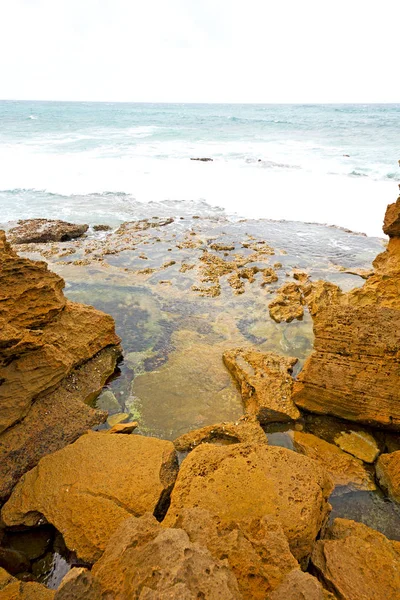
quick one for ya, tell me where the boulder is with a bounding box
[333,430,380,463]
[376,451,400,503]
[173,419,267,452]
[56,513,242,599]
[0,346,118,502]
[311,518,400,600]
[0,567,54,599]
[267,570,335,600]
[293,432,376,492]
[2,433,178,563]
[383,195,400,237]
[164,443,334,565]
[169,507,299,599]
[8,218,88,244]
[223,348,300,423]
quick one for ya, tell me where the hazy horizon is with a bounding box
[1,0,399,104]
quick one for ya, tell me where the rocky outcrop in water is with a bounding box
[8,219,89,244]
[1,433,179,563]
[0,566,55,599]
[292,196,400,429]
[223,348,300,422]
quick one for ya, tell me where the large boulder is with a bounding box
[55,513,242,599]
[0,230,120,434]
[8,218,89,244]
[223,348,300,423]
[376,450,400,503]
[173,418,267,452]
[164,443,334,565]
[2,433,178,563]
[169,507,299,600]
[311,518,400,600]
[293,431,376,492]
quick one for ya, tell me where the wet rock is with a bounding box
[0,346,119,502]
[311,518,400,600]
[164,443,334,565]
[268,283,304,323]
[261,267,279,285]
[267,570,335,600]
[116,217,174,234]
[173,419,267,452]
[2,526,53,562]
[170,507,299,599]
[223,348,300,423]
[106,421,138,434]
[106,412,129,427]
[293,432,376,492]
[8,219,89,244]
[190,157,213,162]
[93,224,112,232]
[0,547,30,575]
[0,567,55,599]
[334,430,380,463]
[0,230,121,435]
[96,390,121,413]
[376,451,400,503]
[63,513,242,599]
[2,433,178,563]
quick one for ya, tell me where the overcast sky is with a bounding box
[1,0,399,103]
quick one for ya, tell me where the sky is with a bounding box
[0,0,399,103]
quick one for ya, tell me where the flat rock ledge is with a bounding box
[8,219,89,244]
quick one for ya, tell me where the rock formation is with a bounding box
[311,518,400,600]
[0,230,121,500]
[8,219,89,244]
[223,348,300,422]
[1,433,179,563]
[164,443,334,566]
[292,195,400,429]
[0,567,54,599]
[376,450,400,503]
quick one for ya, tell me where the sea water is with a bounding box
[0,101,399,235]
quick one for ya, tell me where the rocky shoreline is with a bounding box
[0,192,400,598]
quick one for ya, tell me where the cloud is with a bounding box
[0,0,399,101]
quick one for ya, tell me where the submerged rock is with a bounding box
[334,430,380,463]
[293,431,376,493]
[8,219,88,244]
[376,451,400,503]
[1,433,179,563]
[223,348,300,423]
[169,507,299,599]
[164,443,334,565]
[311,518,400,600]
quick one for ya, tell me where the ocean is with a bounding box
[0,101,398,236]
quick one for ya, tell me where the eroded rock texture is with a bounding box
[164,443,333,566]
[0,230,122,500]
[0,566,55,599]
[1,433,179,563]
[223,348,300,423]
[292,196,400,429]
[8,218,88,244]
[376,450,400,503]
[311,518,400,600]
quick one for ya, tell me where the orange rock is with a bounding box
[169,507,300,599]
[267,570,335,600]
[223,348,300,423]
[164,443,334,566]
[173,419,267,452]
[268,282,304,323]
[383,195,400,237]
[2,433,178,563]
[0,567,54,599]
[8,218,88,244]
[376,450,400,503]
[311,518,400,600]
